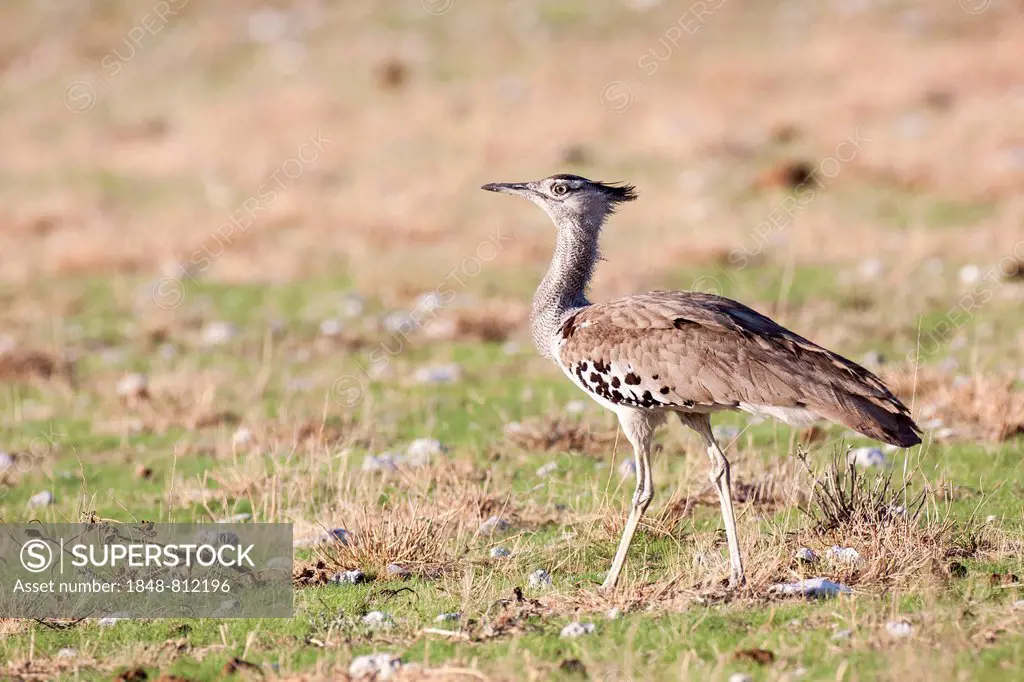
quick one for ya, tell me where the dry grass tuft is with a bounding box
[793,449,986,589]
[425,306,526,343]
[932,376,1024,442]
[888,371,1024,442]
[0,348,72,383]
[316,502,466,578]
[504,416,617,455]
[798,450,927,532]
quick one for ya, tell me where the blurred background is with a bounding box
[0,0,1021,372]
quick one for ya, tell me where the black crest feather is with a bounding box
[548,174,638,203]
[596,181,638,203]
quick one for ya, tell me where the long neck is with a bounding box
[530,212,603,360]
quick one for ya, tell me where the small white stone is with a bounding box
[362,610,393,627]
[382,312,414,333]
[435,612,460,623]
[847,446,886,469]
[888,504,907,517]
[959,264,982,284]
[385,563,410,578]
[565,400,586,414]
[885,620,913,638]
[859,258,884,279]
[339,293,365,318]
[605,607,622,620]
[28,490,53,507]
[479,516,511,536]
[826,546,862,564]
[728,674,753,682]
[560,621,596,638]
[266,556,291,571]
[795,547,816,562]
[536,461,558,477]
[1012,600,1024,611]
[116,373,148,399]
[0,451,14,472]
[220,512,251,523]
[489,546,512,559]
[617,458,637,478]
[98,614,127,627]
[501,341,521,355]
[231,427,254,448]
[769,577,852,598]
[319,318,344,337]
[405,438,445,466]
[326,528,353,544]
[331,569,366,585]
[56,648,76,658]
[212,598,240,617]
[986,515,998,524]
[193,529,240,547]
[413,363,462,384]
[528,568,552,588]
[832,628,852,640]
[417,292,444,313]
[201,321,236,346]
[362,453,399,472]
[294,528,352,548]
[349,653,402,680]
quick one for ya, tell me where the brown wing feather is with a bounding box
[558,291,921,447]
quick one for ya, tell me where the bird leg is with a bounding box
[678,413,746,589]
[705,436,745,588]
[601,410,656,591]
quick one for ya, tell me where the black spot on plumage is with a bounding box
[589,372,601,384]
[611,390,623,402]
[642,390,653,402]
[624,373,641,385]
[580,362,588,372]
[652,374,659,380]
[611,376,620,388]
[659,386,670,395]
[683,399,695,408]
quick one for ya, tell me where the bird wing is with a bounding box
[557,291,920,447]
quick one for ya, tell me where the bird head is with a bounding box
[481,174,637,227]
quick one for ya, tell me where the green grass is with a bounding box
[1,265,1022,681]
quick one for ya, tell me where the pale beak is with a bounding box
[481,182,532,196]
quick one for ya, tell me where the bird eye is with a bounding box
[552,183,568,196]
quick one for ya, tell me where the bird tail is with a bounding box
[813,392,922,448]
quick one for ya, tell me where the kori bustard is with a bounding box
[482,173,921,590]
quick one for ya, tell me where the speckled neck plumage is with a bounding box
[530,210,603,361]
